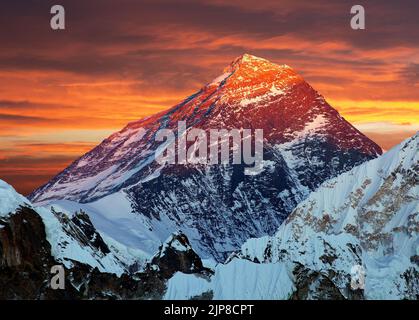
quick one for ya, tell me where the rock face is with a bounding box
[52,208,111,257]
[0,206,79,299]
[148,232,213,279]
[66,233,213,300]
[0,207,175,300]
[0,206,52,269]
[290,263,346,300]
[29,54,382,261]
[0,184,212,299]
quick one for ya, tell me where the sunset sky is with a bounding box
[0,0,418,195]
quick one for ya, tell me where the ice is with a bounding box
[164,272,212,300]
[164,259,295,300]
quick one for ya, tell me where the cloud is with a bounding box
[398,63,419,84]
[0,155,77,195]
[0,113,48,124]
[0,100,78,111]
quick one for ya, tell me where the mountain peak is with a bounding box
[206,53,301,94]
[225,53,293,74]
[235,53,268,64]
[232,53,290,68]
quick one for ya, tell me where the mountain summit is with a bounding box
[30,54,382,260]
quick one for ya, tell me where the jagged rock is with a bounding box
[291,264,346,300]
[52,208,110,255]
[0,206,52,268]
[148,232,213,279]
[0,197,211,299]
[0,206,79,299]
[66,261,166,300]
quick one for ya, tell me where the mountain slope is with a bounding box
[1,179,213,299]
[30,54,382,260]
[0,180,144,275]
[241,133,419,299]
[166,133,417,299]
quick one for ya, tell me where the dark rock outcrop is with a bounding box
[148,232,213,279]
[290,263,363,300]
[0,206,79,299]
[52,207,111,255]
[0,207,211,299]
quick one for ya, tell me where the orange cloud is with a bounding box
[328,100,419,124]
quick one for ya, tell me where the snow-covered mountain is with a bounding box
[0,179,210,299]
[29,54,382,261]
[165,133,418,299]
[1,129,417,299]
[0,180,145,276]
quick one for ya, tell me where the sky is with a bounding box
[0,0,418,195]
